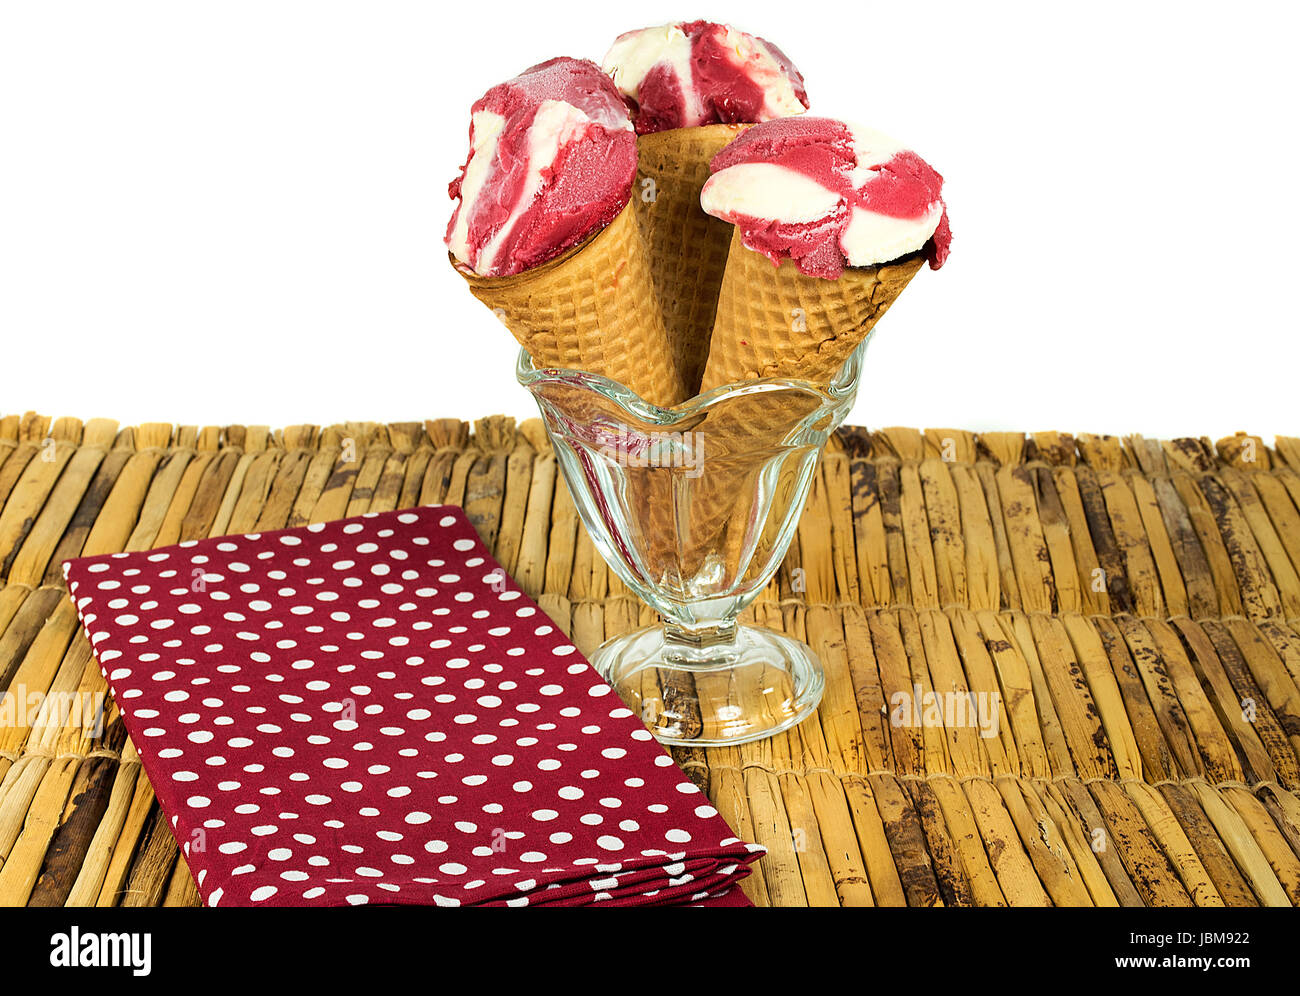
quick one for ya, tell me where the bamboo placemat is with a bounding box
[1,412,1298,907]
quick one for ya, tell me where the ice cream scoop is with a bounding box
[446,57,637,278]
[603,21,808,135]
[700,116,951,279]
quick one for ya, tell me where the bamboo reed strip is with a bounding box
[0,756,78,905]
[978,609,1050,779]
[1219,468,1300,618]
[1055,779,1143,906]
[961,776,1050,906]
[1200,473,1284,619]
[1153,782,1256,906]
[1034,780,1119,906]
[1007,612,1075,776]
[1122,780,1222,906]
[0,599,80,756]
[1060,614,1142,780]
[1256,783,1300,865]
[1187,779,1290,906]
[995,776,1093,906]
[1221,618,1300,763]
[1088,779,1194,906]
[118,803,181,907]
[917,609,987,779]
[847,453,893,608]
[1144,619,1244,784]
[1174,619,1284,788]
[806,607,864,774]
[777,773,840,906]
[1115,616,1205,779]
[1031,467,1081,613]
[948,608,1018,776]
[26,756,118,907]
[1027,614,1115,780]
[64,760,142,907]
[868,773,944,907]
[706,757,769,906]
[0,756,51,870]
[1073,465,1136,614]
[903,778,972,905]
[1218,786,1300,905]
[804,771,873,906]
[1092,616,1173,782]
[927,774,1006,906]
[822,453,859,605]
[996,465,1056,614]
[1150,472,1221,617]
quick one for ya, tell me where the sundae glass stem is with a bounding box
[663,615,739,664]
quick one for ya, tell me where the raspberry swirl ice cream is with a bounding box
[446,57,637,277]
[603,21,808,134]
[700,116,951,279]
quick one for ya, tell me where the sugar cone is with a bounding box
[455,200,687,407]
[675,387,829,587]
[701,230,926,392]
[686,231,926,583]
[634,125,748,396]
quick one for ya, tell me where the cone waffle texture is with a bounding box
[676,387,829,585]
[456,201,687,407]
[701,231,926,392]
[634,125,748,396]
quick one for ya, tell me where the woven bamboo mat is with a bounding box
[1,412,1299,907]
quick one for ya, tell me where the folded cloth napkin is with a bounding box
[63,505,762,907]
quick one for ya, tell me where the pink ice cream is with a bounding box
[707,118,951,278]
[446,57,637,277]
[700,116,951,279]
[602,21,809,135]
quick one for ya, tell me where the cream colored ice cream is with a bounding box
[700,116,951,278]
[602,21,808,134]
[445,58,637,277]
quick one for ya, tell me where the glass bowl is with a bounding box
[516,334,870,745]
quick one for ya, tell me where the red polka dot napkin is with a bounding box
[63,505,762,907]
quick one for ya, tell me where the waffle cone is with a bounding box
[455,201,687,407]
[701,230,926,392]
[634,125,748,396]
[676,387,829,585]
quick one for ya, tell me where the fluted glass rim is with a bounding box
[515,330,873,426]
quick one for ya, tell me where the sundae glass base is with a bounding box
[590,624,825,746]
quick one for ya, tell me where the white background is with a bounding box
[2,1,1297,438]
